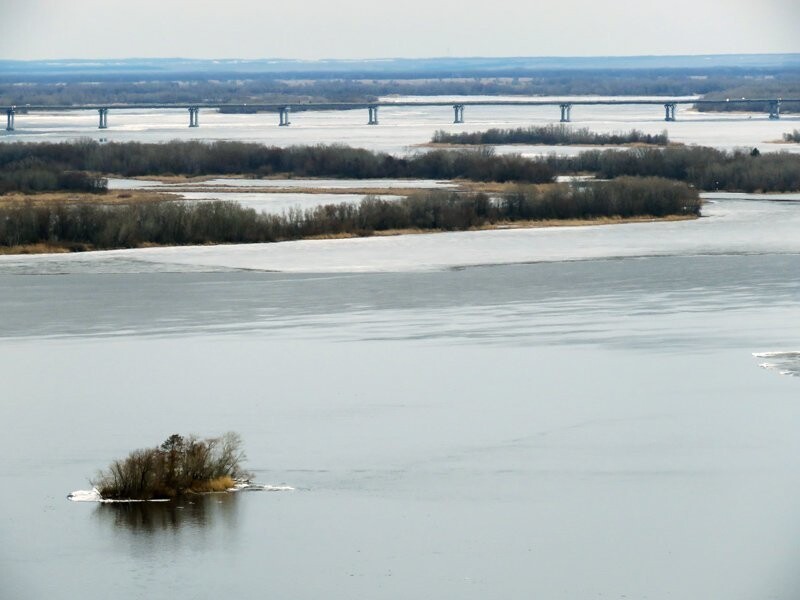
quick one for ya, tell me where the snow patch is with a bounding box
[753,351,800,377]
[68,483,294,502]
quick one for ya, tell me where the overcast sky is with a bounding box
[1,0,798,61]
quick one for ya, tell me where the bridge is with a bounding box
[2,98,794,131]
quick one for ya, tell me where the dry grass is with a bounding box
[471,214,698,229]
[0,243,77,255]
[453,180,549,194]
[196,476,236,493]
[0,190,173,207]
[300,214,698,240]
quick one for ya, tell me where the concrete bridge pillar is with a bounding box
[98,108,108,129]
[6,108,15,131]
[453,104,464,123]
[188,107,199,127]
[559,103,572,123]
[664,103,677,122]
[279,106,291,126]
[769,99,781,120]
[368,105,379,125]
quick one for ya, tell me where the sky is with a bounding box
[1,0,799,61]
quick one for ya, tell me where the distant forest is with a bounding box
[696,81,800,114]
[0,142,555,192]
[2,140,799,194]
[2,69,799,112]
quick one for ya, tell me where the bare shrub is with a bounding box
[93,432,249,500]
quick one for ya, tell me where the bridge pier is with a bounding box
[6,108,15,131]
[368,105,379,125]
[188,107,199,127]
[664,103,677,122]
[279,106,291,126]
[453,104,464,123]
[98,108,108,129]
[769,99,781,120]
[559,103,572,123]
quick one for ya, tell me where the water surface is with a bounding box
[1,199,799,598]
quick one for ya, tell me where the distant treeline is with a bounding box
[0,141,554,184]
[3,70,800,106]
[0,178,699,250]
[545,146,800,192]
[784,130,800,143]
[432,125,669,146]
[0,160,107,194]
[3,141,799,194]
[695,82,800,114]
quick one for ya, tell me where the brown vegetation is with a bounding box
[93,433,249,500]
[0,178,700,253]
[431,125,669,146]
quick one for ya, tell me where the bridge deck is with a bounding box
[3,99,798,112]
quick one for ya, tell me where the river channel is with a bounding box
[1,195,799,599]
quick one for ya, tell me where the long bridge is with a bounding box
[2,98,794,131]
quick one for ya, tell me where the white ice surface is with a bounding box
[68,484,295,502]
[3,198,797,275]
[3,97,798,157]
[107,178,457,191]
[753,351,800,377]
[173,192,402,215]
[66,488,169,503]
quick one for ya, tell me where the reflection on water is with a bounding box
[94,493,238,534]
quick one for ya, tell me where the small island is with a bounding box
[430,125,670,147]
[92,433,250,501]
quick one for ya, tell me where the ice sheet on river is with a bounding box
[753,351,800,377]
[2,198,799,275]
[68,483,295,502]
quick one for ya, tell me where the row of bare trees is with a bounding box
[0,141,555,183]
[432,125,669,146]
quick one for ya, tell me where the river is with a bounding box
[2,94,799,598]
[2,95,798,156]
[1,195,799,599]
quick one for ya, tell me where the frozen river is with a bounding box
[2,95,798,156]
[1,197,799,599]
[2,94,799,598]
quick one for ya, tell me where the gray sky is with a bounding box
[1,0,799,60]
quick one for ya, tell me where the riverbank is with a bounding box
[0,179,700,255]
[0,212,698,256]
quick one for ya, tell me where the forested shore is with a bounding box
[3,140,800,194]
[0,141,553,192]
[544,146,800,192]
[0,178,699,252]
